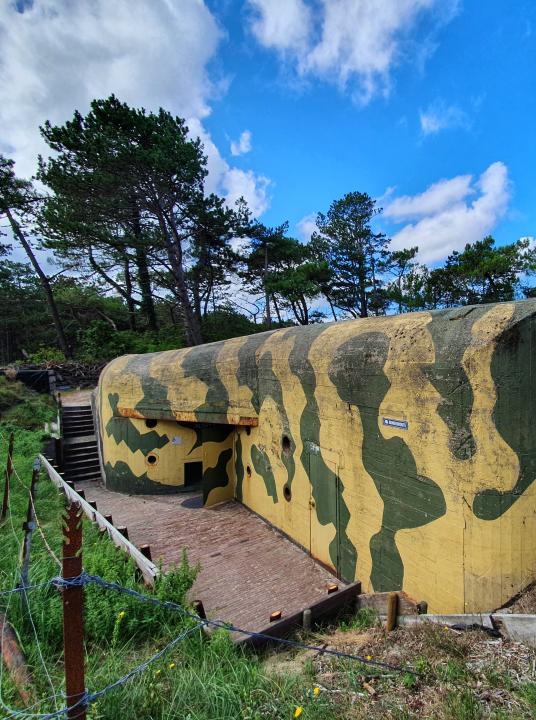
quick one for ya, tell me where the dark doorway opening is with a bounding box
[184,461,203,487]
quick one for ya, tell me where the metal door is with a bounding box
[308,450,340,577]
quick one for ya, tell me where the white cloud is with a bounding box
[384,174,473,221]
[296,213,318,241]
[0,0,271,216]
[248,0,459,103]
[222,168,271,218]
[230,130,252,156]
[419,99,470,135]
[188,118,269,217]
[0,0,220,176]
[248,0,312,53]
[388,162,511,264]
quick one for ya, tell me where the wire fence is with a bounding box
[2,569,419,719]
[0,430,419,720]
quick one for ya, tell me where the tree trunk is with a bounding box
[299,294,309,325]
[134,247,158,332]
[272,294,282,324]
[264,242,272,329]
[157,208,202,345]
[358,264,368,318]
[131,206,158,332]
[6,209,71,357]
[88,248,141,307]
[192,278,202,324]
[123,257,137,331]
[326,295,338,322]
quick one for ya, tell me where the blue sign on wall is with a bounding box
[383,417,408,430]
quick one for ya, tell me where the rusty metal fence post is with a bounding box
[1,430,14,521]
[62,502,86,720]
[20,459,40,588]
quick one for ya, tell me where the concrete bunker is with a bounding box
[96,299,536,614]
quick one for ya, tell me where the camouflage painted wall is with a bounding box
[97,300,536,613]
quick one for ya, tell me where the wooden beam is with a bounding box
[40,455,158,586]
[0,611,36,706]
[1,431,14,521]
[241,582,361,648]
[386,592,398,632]
[357,591,419,616]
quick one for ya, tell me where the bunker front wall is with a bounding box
[97,300,536,613]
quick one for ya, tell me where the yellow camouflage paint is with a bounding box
[97,299,536,612]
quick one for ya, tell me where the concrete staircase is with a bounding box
[61,405,101,485]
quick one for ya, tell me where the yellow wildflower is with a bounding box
[366,655,372,661]
[313,687,320,697]
[294,708,303,718]
[118,611,126,620]
[154,669,161,676]
[169,662,176,669]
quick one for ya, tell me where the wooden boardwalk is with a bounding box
[76,479,346,633]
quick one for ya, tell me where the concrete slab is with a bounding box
[398,613,495,629]
[491,614,536,647]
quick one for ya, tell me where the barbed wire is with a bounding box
[1,432,419,720]
[0,430,61,569]
[4,621,206,720]
[1,566,420,718]
[0,433,61,713]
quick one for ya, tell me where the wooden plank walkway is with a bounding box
[75,479,346,633]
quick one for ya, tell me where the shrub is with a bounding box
[0,376,55,429]
[78,320,185,362]
[26,347,66,364]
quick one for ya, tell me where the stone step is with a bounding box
[66,472,102,484]
[64,456,100,471]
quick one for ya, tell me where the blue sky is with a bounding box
[1,0,535,265]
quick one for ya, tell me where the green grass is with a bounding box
[339,607,379,632]
[444,690,482,720]
[518,682,536,711]
[0,376,56,429]
[0,420,336,719]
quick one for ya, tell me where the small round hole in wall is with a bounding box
[246,465,252,478]
[283,484,292,502]
[145,419,157,428]
[146,453,158,466]
[282,434,291,454]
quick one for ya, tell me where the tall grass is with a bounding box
[0,420,333,719]
[0,376,56,429]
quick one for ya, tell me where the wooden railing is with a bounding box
[40,455,159,586]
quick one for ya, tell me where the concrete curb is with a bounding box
[396,612,536,647]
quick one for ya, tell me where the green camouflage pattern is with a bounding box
[97,299,536,612]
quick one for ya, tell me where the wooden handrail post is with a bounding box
[1,431,14,521]
[62,502,86,720]
[386,592,398,632]
[55,437,64,473]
